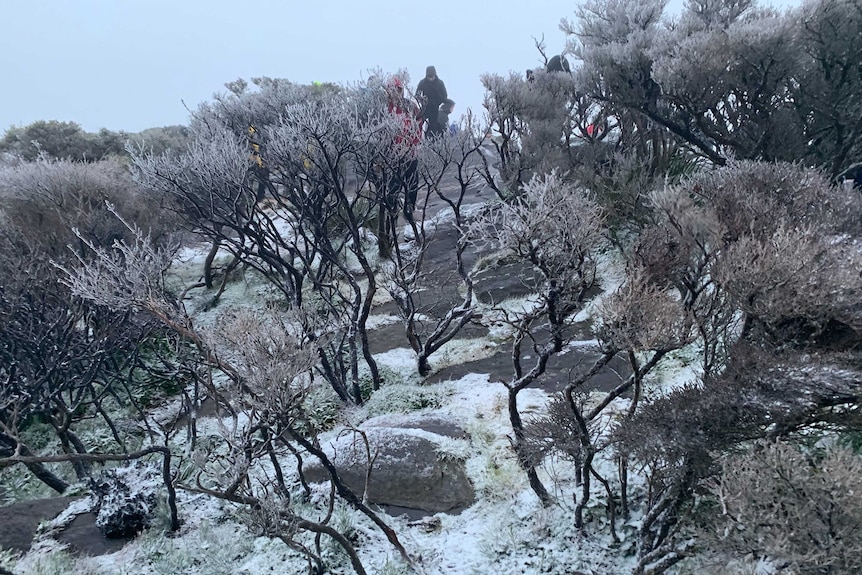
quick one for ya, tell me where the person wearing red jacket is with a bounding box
[385,78,423,222]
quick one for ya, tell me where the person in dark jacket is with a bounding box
[416,66,448,137]
[546,54,571,73]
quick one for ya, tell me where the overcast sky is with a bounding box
[0,0,801,134]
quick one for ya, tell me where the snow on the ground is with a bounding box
[3,197,681,575]
[7,364,645,575]
[574,244,627,325]
[370,336,502,383]
[365,312,402,330]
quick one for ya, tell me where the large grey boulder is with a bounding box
[303,425,474,514]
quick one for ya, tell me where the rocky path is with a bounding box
[366,169,629,393]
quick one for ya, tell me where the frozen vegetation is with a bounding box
[2,0,862,574]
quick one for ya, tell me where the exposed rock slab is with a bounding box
[303,425,474,514]
[0,496,80,553]
[362,413,469,439]
[55,511,133,556]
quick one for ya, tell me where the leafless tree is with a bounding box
[522,267,694,540]
[381,116,485,375]
[132,77,407,403]
[0,159,180,492]
[60,219,411,574]
[479,72,534,193]
[468,171,604,504]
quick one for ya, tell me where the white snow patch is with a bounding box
[574,245,627,324]
[365,313,402,330]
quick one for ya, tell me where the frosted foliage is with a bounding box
[558,0,862,175]
[713,226,862,330]
[481,72,531,121]
[651,161,862,331]
[648,185,723,248]
[471,171,603,289]
[0,157,172,256]
[650,28,735,109]
[694,162,857,238]
[575,31,657,102]
[56,209,178,314]
[189,73,406,176]
[794,0,862,174]
[682,0,755,28]
[209,309,318,417]
[262,96,401,176]
[651,9,796,160]
[193,77,338,135]
[567,0,667,47]
[712,442,862,575]
[564,0,666,106]
[597,270,694,352]
[133,125,255,227]
[482,70,597,182]
[0,156,125,207]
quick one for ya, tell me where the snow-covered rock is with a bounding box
[303,424,475,514]
[89,464,159,539]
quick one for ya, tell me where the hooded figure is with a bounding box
[416,65,448,137]
[546,55,571,73]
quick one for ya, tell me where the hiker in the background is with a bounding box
[385,78,423,222]
[438,99,456,137]
[416,66,448,137]
[361,74,383,99]
[546,54,571,73]
[526,69,535,83]
[370,77,423,253]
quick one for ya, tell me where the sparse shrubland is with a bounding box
[1,0,861,573]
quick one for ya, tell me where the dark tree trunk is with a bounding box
[203,236,221,289]
[508,388,553,505]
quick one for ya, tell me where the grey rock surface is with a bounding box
[0,496,81,553]
[303,426,474,514]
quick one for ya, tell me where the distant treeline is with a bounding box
[0,120,191,162]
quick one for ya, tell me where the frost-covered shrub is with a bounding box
[363,384,443,416]
[90,464,160,538]
[0,549,17,575]
[707,441,862,575]
[0,157,177,257]
[13,550,96,575]
[299,383,341,433]
[139,521,256,575]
